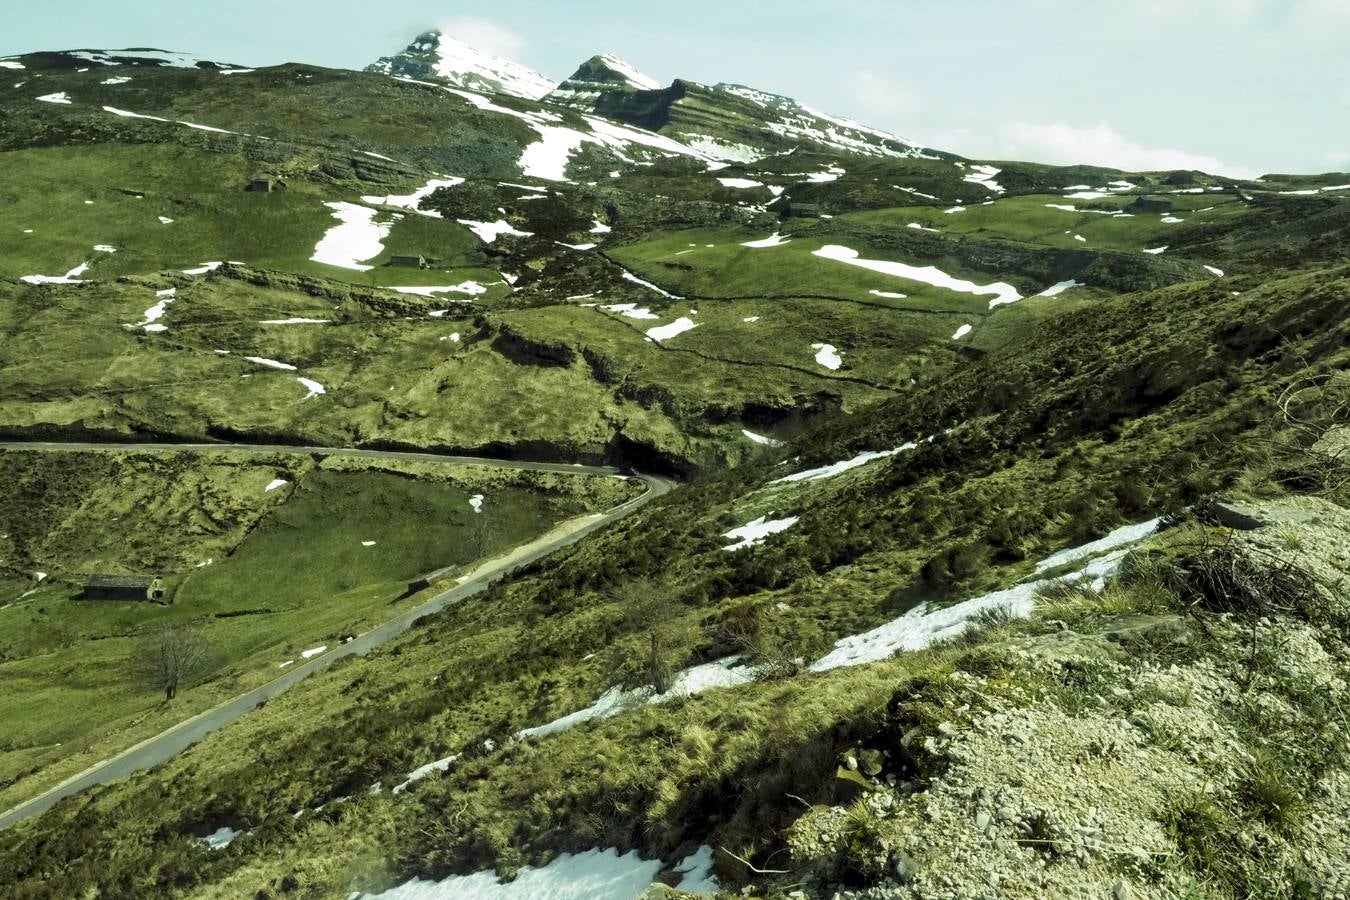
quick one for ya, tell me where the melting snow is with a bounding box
[129,288,176,332]
[298,377,326,399]
[198,826,243,850]
[518,656,753,742]
[1034,518,1162,574]
[36,92,71,104]
[244,357,297,371]
[361,177,464,217]
[1161,216,1184,224]
[264,479,288,493]
[907,223,938,232]
[742,316,760,323]
[811,342,842,370]
[469,494,484,513]
[962,164,1004,193]
[718,177,763,189]
[392,755,459,794]
[673,846,719,894]
[158,216,174,224]
[457,219,533,243]
[811,518,1161,671]
[813,245,1022,308]
[724,516,799,551]
[622,270,682,299]
[182,261,222,275]
[367,848,673,900]
[869,290,908,299]
[601,303,659,320]
[1143,246,1168,255]
[0,61,24,70]
[311,202,391,270]
[741,232,790,248]
[21,262,89,285]
[742,429,784,447]
[1204,265,1225,276]
[393,282,487,297]
[952,323,973,340]
[1036,279,1078,297]
[645,317,698,342]
[771,444,915,484]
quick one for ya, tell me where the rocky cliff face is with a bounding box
[552,71,944,163]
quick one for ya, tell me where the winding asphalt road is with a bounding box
[0,441,674,831]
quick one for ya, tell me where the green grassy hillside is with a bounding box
[1,41,1349,900]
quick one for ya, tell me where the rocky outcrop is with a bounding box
[546,54,663,111]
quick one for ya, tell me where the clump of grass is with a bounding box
[1163,790,1239,876]
[1236,758,1305,835]
[1178,541,1320,622]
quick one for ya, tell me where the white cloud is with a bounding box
[977,122,1255,178]
[436,18,528,59]
[846,69,923,122]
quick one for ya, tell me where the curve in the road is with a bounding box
[0,441,673,831]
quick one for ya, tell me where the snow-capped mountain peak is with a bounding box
[365,30,555,100]
[595,53,660,91]
[545,53,664,110]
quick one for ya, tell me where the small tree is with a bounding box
[469,497,495,558]
[613,578,679,694]
[135,621,210,701]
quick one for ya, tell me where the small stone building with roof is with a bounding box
[83,574,166,602]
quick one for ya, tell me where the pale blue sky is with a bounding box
[6,0,1349,176]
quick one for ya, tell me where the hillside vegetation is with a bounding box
[0,40,1348,900]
